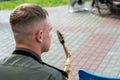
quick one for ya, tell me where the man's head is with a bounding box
[10,4,52,54]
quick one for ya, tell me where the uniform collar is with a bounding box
[13,48,43,64]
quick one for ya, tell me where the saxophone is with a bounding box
[57,31,71,80]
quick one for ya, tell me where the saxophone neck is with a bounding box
[62,44,71,58]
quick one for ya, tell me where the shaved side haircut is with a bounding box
[10,4,48,44]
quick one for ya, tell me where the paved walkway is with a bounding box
[0,4,120,80]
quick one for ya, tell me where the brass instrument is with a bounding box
[57,31,71,80]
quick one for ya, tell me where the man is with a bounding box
[0,4,67,80]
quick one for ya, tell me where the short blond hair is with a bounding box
[10,4,48,44]
[10,3,48,28]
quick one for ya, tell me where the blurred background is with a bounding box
[0,0,69,9]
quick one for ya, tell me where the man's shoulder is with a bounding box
[0,54,63,73]
[0,54,66,80]
[0,54,43,69]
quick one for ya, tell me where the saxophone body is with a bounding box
[57,31,72,80]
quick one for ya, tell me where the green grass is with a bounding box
[0,0,69,10]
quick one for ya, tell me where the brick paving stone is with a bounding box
[0,4,120,80]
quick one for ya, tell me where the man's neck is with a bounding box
[16,44,41,57]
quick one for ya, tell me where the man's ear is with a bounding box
[36,30,43,42]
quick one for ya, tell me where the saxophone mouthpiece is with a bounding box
[57,30,64,44]
[57,30,62,36]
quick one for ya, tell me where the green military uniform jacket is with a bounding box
[0,48,67,80]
